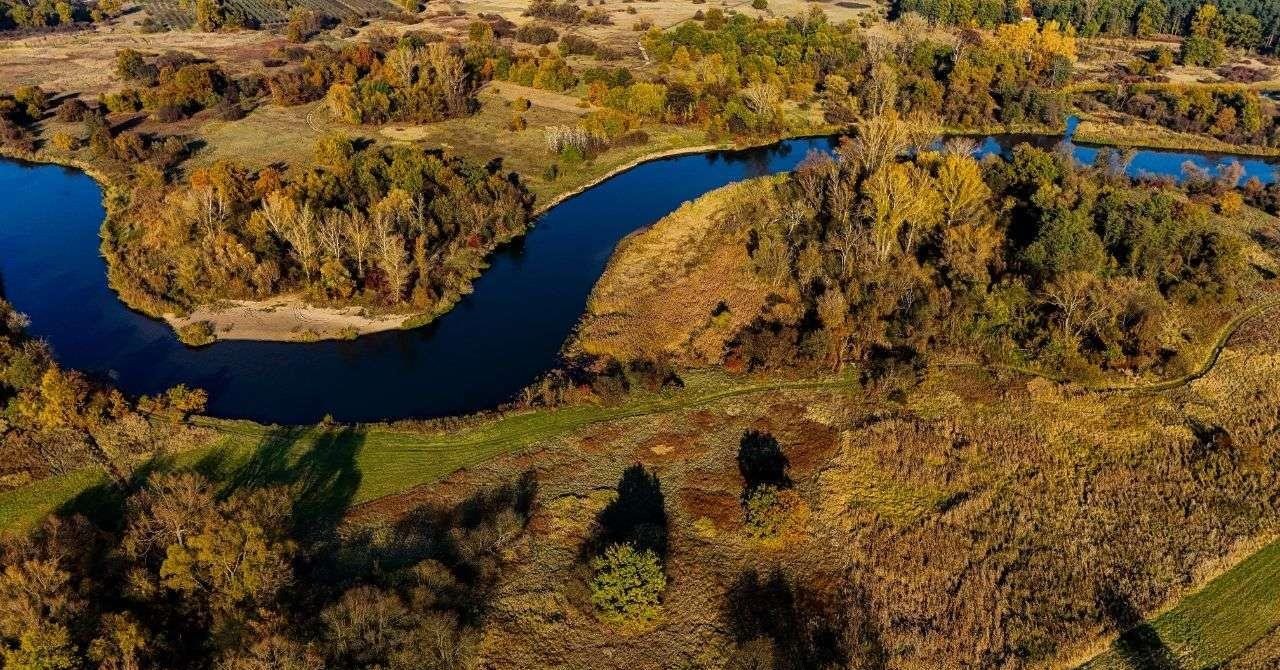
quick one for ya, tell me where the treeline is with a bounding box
[0,0,121,30]
[109,49,260,122]
[106,137,532,319]
[0,298,207,491]
[0,466,534,668]
[524,9,1076,165]
[107,36,483,128]
[0,86,49,152]
[897,0,1279,53]
[1079,83,1280,147]
[714,116,1247,378]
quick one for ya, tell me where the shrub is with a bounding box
[559,34,598,56]
[751,0,767,9]
[526,0,583,22]
[177,320,216,347]
[50,131,78,152]
[589,543,666,623]
[1180,35,1226,67]
[743,485,787,539]
[515,22,560,44]
[55,99,89,123]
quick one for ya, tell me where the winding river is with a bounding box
[0,126,1277,424]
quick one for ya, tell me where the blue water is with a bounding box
[0,129,1276,424]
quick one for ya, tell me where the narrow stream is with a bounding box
[0,127,1275,423]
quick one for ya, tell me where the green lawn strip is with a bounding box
[0,372,855,533]
[1082,537,1280,669]
[0,468,110,533]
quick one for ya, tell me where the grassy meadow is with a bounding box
[0,370,855,534]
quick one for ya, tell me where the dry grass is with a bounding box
[573,176,790,364]
[1074,115,1280,157]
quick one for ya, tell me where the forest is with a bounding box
[726,125,1249,378]
[567,115,1254,388]
[0,298,207,491]
[895,0,1279,54]
[1077,84,1280,147]
[105,137,532,324]
[0,0,120,29]
[0,465,531,669]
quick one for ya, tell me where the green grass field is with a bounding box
[1082,537,1280,669]
[0,370,855,534]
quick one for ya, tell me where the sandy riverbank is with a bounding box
[166,296,414,343]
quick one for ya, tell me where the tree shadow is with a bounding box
[1097,585,1180,670]
[724,568,883,670]
[582,464,668,561]
[56,453,177,532]
[215,426,364,538]
[56,426,364,538]
[315,470,539,625]
[737,430,791,493]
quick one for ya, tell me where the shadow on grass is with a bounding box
[738,430,791,493]
[1097,586,1181,670]
[723,568,885,670]
[59,426,365,538]
[211,426,364,537]
[57,454,176,532]
[319,470,539,623]
[581,463,668,561]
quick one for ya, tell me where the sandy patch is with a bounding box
[166,295,414,342]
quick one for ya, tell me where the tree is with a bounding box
[88,613,150,670]
[589,543,666,623]
[193,0,223,31]
[935,152,991,229]
[157,487,295,631]
[14,368,128,485]
[3,623,77,670]
[1135,0,1167,36]
[863,162,942,260]
[743,484,788,539]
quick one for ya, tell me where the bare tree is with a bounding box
[340,210,374,278]
[317,210,345,261]
[376,231,410,303]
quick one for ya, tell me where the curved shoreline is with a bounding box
[13,116,1276,346]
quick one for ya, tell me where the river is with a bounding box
[0,127,1276,423]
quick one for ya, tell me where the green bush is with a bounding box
[743,485,785,539]
[515,22,560,44]
[589,543,666,623]
[176,320,216,347]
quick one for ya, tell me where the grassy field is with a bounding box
[1073,117,1280,157]
[1081,537,1280,669]
[0,370,856,534]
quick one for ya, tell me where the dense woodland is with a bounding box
[0,0,120,30]
[563,115,1254,387]
[0,299,207,491]
[107,137,531,321]
[896,0,1279,53]
[1078,84,1280,147]
[0,465,532,669]
[718,120,1250,378]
